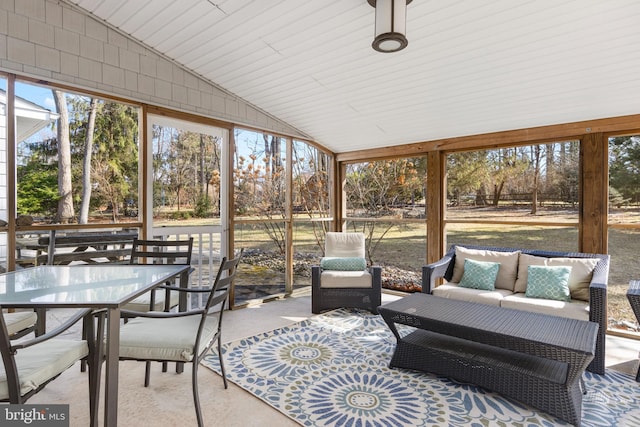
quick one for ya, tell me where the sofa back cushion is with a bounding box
[451,247,520,291]
[514,253,599,301]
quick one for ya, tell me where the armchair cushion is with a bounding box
[325,232,365,258]
[320,257,367,271]
[319,270,372,288]
[0,339,88,399]
[451,247,520,291]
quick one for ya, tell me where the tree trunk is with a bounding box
[492,181,504,206]
[53,90,75,223]
[531,145,541,214]
[79,98,98,224]
[199,134,205,195]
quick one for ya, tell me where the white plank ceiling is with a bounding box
[65,0,640,154]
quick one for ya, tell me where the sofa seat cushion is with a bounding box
[433,283,512,306]
[320,270,372,288]
[514,254,599,301]
[501,293,589,321]
[451,247,520,291]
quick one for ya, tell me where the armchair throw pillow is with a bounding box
[320,257,367,271]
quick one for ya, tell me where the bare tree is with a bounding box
[79,98,98,224]
[53,90,74,223]
[530,144,542,214]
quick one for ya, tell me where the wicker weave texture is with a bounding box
[421,244,609,375]
[379,294,597,427]
[626,280,640,381]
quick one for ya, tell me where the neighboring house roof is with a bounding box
[0,89,60,141]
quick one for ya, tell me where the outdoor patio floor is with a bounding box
[25,290,640,426]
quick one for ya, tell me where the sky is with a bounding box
[15,81,57,111]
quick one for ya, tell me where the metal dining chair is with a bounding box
[126,238,194,312]
[117,251,242,427]
[3,310,38,339]
[123,238,194,386]
[0,308,103,426]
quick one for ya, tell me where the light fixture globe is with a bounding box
[368,0,412,53]
[373,32,408,53]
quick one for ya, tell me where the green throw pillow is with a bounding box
[525,265,572,302]
[320,257,367,271]
[458,258,499,291]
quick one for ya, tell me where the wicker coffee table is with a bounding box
[378,294,599,427]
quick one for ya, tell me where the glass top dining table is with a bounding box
[0,264,191,427]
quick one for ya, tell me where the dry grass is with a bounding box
[227,206,640,327]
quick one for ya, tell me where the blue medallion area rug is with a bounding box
[201,308,640,426]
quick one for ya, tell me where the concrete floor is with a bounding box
[25,291,640,426]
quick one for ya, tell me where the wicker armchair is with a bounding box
[311,232,381,314]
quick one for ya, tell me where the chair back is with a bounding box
[203,250,243,316]
[129,238,194,266]
[0,310,20,401]
[325,232,365,258]
[193,250,243,362]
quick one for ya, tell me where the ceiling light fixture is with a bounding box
[368,0,412,53]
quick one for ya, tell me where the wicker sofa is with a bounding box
[422,244,609,374]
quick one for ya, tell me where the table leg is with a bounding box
[104,307,121,427]
[175,270,189,374]
[86,311,105,427]
[35,308,46,336]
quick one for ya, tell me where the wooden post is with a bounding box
[426,151,445,263]
[580,132,608,254]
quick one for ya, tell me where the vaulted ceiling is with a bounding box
[65,0,640,154]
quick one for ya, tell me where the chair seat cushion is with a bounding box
[123,290,180,312]
[0,339,88,399]
[320,270,372,288]
[4,311,37,336]
[433,283,511,306]
[118,314,218,362]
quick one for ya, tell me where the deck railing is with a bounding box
[152,225,223,307]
